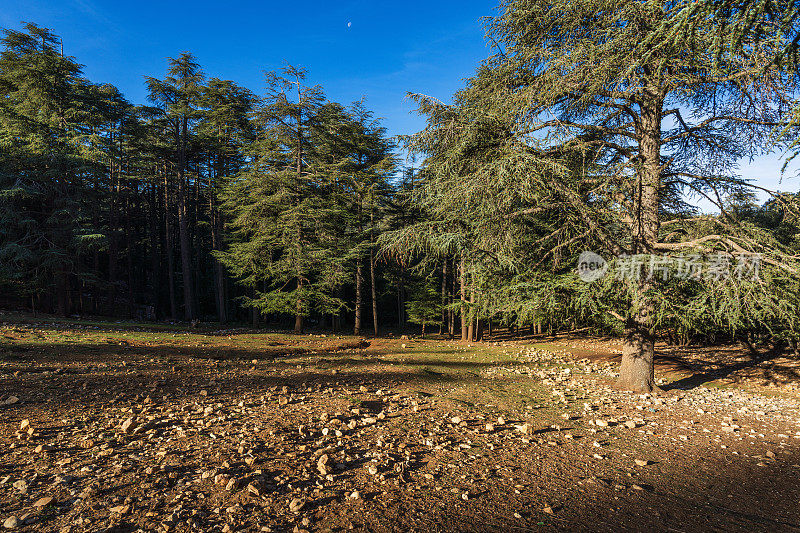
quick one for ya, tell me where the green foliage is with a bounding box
[388,0,800,346]
[405,279,442,336]
[218,67,396,325]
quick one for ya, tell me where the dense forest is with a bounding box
[2,0,800,392]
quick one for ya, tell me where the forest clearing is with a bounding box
[2,316,800,532]
[3,0,800,531]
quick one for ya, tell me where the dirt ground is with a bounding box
[1,314,800,532]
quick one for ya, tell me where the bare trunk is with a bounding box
[618,313,656,391]
[448,256,455,339]
[251,285,259,328]
[295,279,304,334]
[55,270,69,317]
[397,265,405,330]
[164,172,177,321]
[148,179,161,319]
[370,246,378,336]
[177,116,194,321]
[354,258,363,335]
[440,259,447,335]
[467,281,475,342]
[460,256,468,341]
[616,92,662,393]
[210,183,226,324]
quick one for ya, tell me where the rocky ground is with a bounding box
[1,316,800,532]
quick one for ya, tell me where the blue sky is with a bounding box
[0,0,495,144]
[1,0,797,206]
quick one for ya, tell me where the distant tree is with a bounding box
[219,66,347,333]
[405,279,442,338]
[198,78,255,323]
[146,53,205,320]
[0,23,98,314]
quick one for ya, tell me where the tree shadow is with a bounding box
[662,342,795,391]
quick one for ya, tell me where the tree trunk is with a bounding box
[295,279,304,334]
[370,245,379,336]
[210,186,226,324]
[177,176,193,320]
[251,287,259,328]
[164,172,177,321]
[616,92,663,393]
[397,265,405,330]
[448,257,455,339]
[440,259,447,335]
[148,179,161,319]
[460,255,468,341]
[467,281,475,342]
[55,270,69,317]
[354,258,363,335]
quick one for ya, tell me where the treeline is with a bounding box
[3,0,800,381]
[0,23,425,333]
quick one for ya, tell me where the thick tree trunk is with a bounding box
[617,92,663,393]
[618,312,656,391]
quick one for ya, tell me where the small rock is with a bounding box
[120,417,136,434]
[19,419,29,431]
[3,516,20,529]
[289,498,305,513]
[33,496,53,507]
[634,459,649,467]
